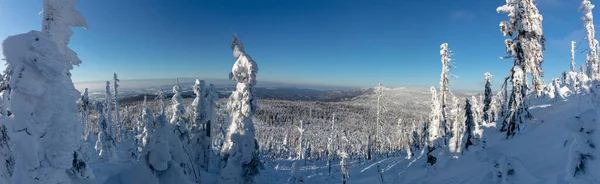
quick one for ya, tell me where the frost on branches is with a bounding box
[439,43,454,143]
[497,0,544,138]
[580,0,599,80]
[219,34,263,184]
[1,0,88,182]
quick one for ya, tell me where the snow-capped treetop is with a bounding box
[170,78,185,126]
[113,73,119,89]
[439,43,455,108]
[42,0,87,68]
[497,0,546,97]
[229,34,259,86]
[191,79,207,126]
[156,89,166,116]
[580,0,599,80]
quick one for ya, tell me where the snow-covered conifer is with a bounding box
[113,73,121,140]
[463,99,476,152]
[439,43,455,143]
[581,0,599,80]
[554,78,565,99]
[157,89,167,117]
[94,102,117,163]
[219,34,263,184]
[105,81,115,140]
[427,87,442,166]
[449,96,463,155]
[483,72,493,123]
[498,0,546,97]
[2,0,88,182]
[80,88,91,139]
[191,79,207,131]
[189,79,212,171]
[297,120,306,160]
[497,0,544,138]
[171,79,187,133]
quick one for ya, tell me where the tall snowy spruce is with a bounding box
[190,79,211,171]
[113,73,121,140]
[497,0,544,138]
[105,81,115,140]
[439,43,454,144]
[483,72,493,123]
[1,0,89,183]
[581,0,599,80]
[462,98,476,152]
[219,34,263,184]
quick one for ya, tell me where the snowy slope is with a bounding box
[255,92,584,184]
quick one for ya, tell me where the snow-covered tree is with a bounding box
[439,43,455,144]
[462,99,476,152]
[327,113,336,175]
[79,88,92,140]
[157,89,167,117]
[189,79,212,171]
[113,73,120,140]
[94,102,117,163]
[190,79,208,131]
[497,0,544,138]
[498,0,546,97]
[136,96,154,152]
[339,130,350,184]
[581,0,599,80]
[566,109,600,183]
[2,0,88,182]
[297,120,306,160]
[427,87,442,166]
[449,97,463,155]
[105,81,115,140]
[471,96,482,126]
[483,72,493,123]
[219,34,263,184]
[171,79,187,132]
[554,78,565,99]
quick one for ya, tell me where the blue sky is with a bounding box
[0,0,593,90]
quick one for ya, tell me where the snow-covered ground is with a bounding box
[250,89,586,184]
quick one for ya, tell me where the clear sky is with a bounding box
[0,0,593,90]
